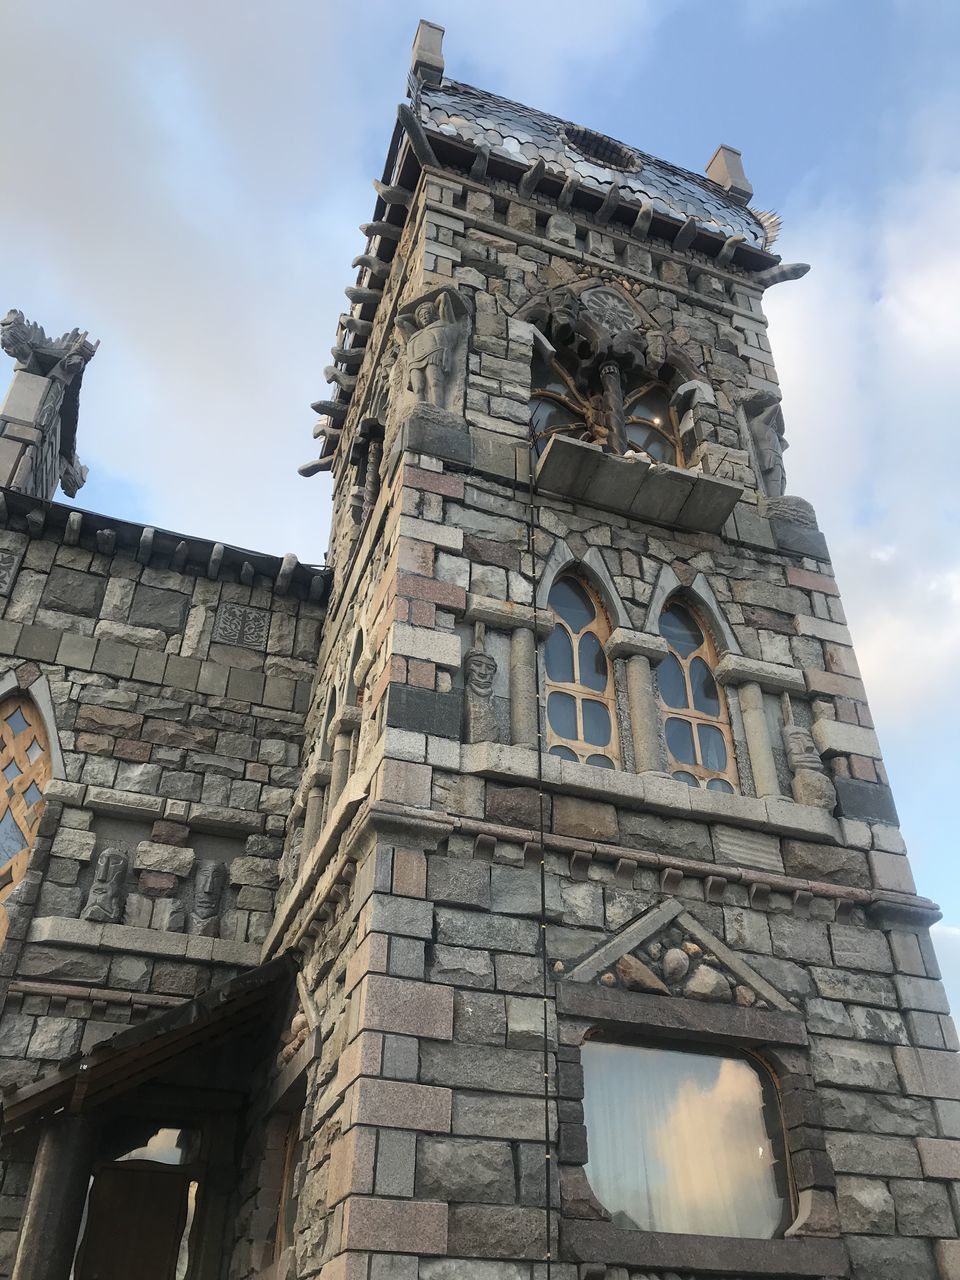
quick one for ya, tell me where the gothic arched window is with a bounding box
[545,576,619,770]
[656,601,737,792]
[0,695,51,941]
[622,376,677,463]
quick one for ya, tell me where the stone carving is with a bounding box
[743,391,787,497]
[580,286,636,334]
[1,311,96,374]
[0,548,23,597]
[463,622,499,744]
[81,848,128,924]
[396,287,469,411]
[188,859,227,936]
[211,602,270,651]
[781,695,837,811]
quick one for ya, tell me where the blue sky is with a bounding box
[2,0,959,997]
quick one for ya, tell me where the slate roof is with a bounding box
[416,79,768,248]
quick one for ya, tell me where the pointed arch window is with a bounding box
[544,576,619,770]
[656,602,737,793]
[0,695,51,941]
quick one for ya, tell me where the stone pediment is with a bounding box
[563,898,795,1012]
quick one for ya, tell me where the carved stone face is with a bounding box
[94,848,127,885]
[194,860,226,917]
[783,725,821,770]
[415,302,439,328]
[465,649,497,697]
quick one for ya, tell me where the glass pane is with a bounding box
[547,691,577,739]
[2,761,21,784]
[657,654,687,709]
[698,723,728,771]
[581,1041,788,1238]
[23,783,42,808]
[690,657,720,716]
[624,383,671,425]
[545,627,574,683]
[587,754,615,769]
[659,604,703,657]
[666,717,696,765]
[549,744,578,761]
[5,708,29,737]
[531,397,586,447]
[672,770,699,787]
[549,578,595,633]
[706,778,735,794]
[532,351,575,399]
[578,632,607,692]
[625,422,673,462]
[582,700,611,747]
[0,808,25,865]
[26,740,43,763]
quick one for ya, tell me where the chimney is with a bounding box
[411,20,444,86]
[705,144,753,206]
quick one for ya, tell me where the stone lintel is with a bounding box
[26,915,258,966]
[715,652,806,695]
[465,593,554,635]
[604,628,669,662]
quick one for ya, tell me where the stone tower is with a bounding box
[2,19,959,1280]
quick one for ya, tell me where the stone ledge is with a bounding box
[465,593,553,635]
[604,629,669,662]
[715,652,806,695]
[27,915,258,966]
[460,741,844,845]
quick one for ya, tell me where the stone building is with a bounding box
[0,19,958,1280]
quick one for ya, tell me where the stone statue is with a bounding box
[463,622,499,744]
[81,848,128,924]
[396,289,467,409]
[744,393,788,497]
[188,859,227,936]
[781,695,837,811]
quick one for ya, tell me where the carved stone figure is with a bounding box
[744,393,788,497]
[188,859,227,936]
[463,623,499,744]
[81,848,128,924]
[781,695,837,811]
[396,290,467,409]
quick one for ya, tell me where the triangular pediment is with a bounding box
[564,898,796,1012]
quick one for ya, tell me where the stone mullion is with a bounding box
[510,625,538,747]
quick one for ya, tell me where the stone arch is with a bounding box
[644,565,742,656]
[535,537,630,631]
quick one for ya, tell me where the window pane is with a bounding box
[549,744,578,761]
[624,384,670,424]
[657,654,687,708]
[690,657,720,716]
[587,754,614,769]
[582,700,611,747]
[26,740,43,763]
[698,723,728,771]
[5,708,29,737]
[672,770,699,787]
[581,1040,788,1238]
[531,398,585,440]
[549,579,595,633]
[0,809,25,865]
[706,777,735,794]
[665,717,696,764]
[625,422,673,462]
[547,691,577,739]
[2,761,21,784]
[23,783,42,808]
[545,627,574,683]
[578,632,607,692]
[659,604,703,657]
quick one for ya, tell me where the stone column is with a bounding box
[12,1113,98,1280]
[510,625,538,747]
[606,629,670,772]
[302,785,326,850]
[737,681,779,797]
[327,707,363,808]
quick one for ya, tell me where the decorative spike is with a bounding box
[329,346,364,367]
[64,510,83,546]
[240,561,255,587]
[397,102,439,167]
[557,174,581,210]
[137,526,154,564]
[469,143,490,182]
[25,508,46,538]
[753,262,811,288]
[275,553,298,596]
[632,199,653,238]
[373,178,412,207]
[717,233,746,266]
[310,399,347,424]
[673,215,698,251]
[171,540,188,571]
[96,528,116,555]
[324,366,356,392]
[359,221,402,242]
[351,253,389,279]
[339,314,372,336]
[596,183,621,225]
[207,542,224,581]
[298,457,335,478]
[518,157,546,199]
[344,286,382,308]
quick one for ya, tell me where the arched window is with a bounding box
[0,695,51,943]
[544,576,619,770]
[622,375,677,462]
[656,601,737,792]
